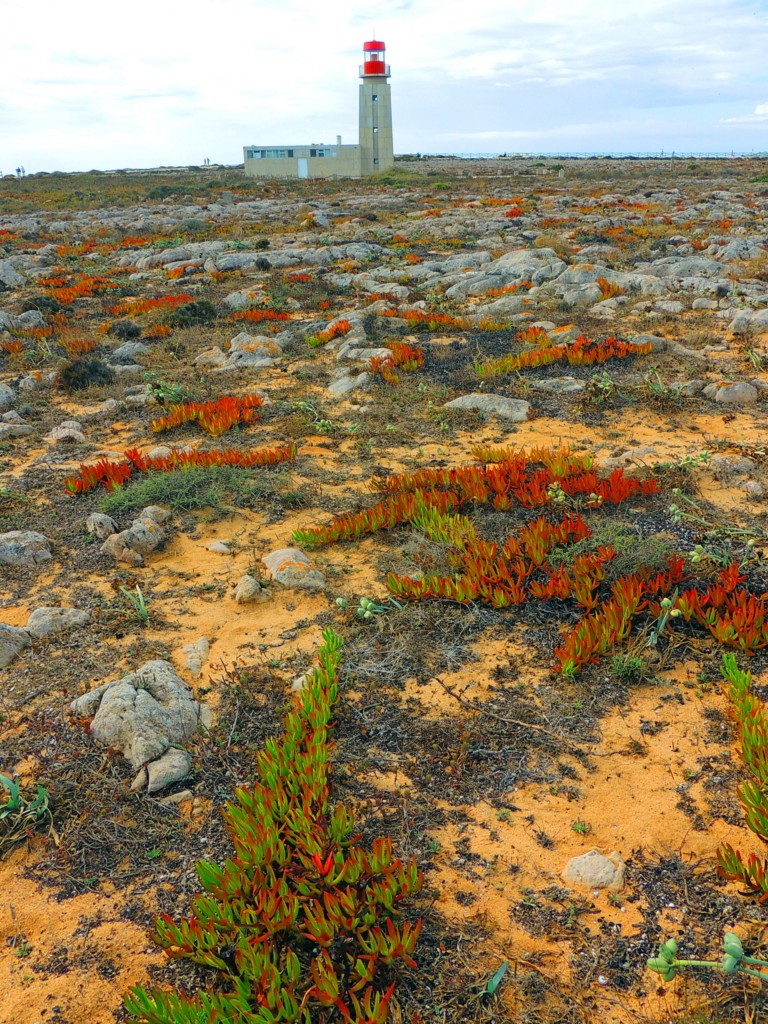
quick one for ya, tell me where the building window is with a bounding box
[373,127,378,133]
[373,158,379,165]
[287,149,294,157]
[310,149,317,157]
[372,94,378,102]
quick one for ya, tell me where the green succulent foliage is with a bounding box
[124,629,422,1024]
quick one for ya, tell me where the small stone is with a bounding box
[157,789,194,806]
[0,383,15,412]
[234,575,269,603]
[46,424,86,444]
[25,607,90,639]
[207,540,231,554]
[86,513,118,540]
[0,623,32,668]
[714,382,759,405]
[182,637,210,678]
[328,372,370,397]
[563,849,625,891]
[746,481,765,499]
[443,394,531,422]
[144,749,193,794]
[0,530,52,567]
[709,455,757,481]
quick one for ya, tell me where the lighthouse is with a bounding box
[243,39,395,178]
[359,40,394,175]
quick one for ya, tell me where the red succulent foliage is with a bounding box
[150,394,265,437]
[108,293,194,317]
[232,308,291,323]
[476,334,653,378]
[64,443,298,495]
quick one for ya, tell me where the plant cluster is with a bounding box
[475,334,653,379]
[369,342,425,385]
[292,447,768,675]
[124,629,422,1024]
[65,443,298,495]
[381,309,466,332]
[151,394,265,437]
[40,272,118,304]
[716,654,768,899]
[233,309,292,324]
[1,774,51,855]
[308,321,352,348]
[107,293,194,317]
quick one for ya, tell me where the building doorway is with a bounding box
[297,158,308,179]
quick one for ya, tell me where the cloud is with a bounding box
[3,0,768,170]
[722,100,768,124]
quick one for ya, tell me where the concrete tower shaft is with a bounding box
[359,40,393,175]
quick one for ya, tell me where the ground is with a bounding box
[2,155,768,1024]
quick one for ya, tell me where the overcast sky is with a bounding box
[3,0,768,174]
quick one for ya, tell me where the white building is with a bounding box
[243,40,394,179]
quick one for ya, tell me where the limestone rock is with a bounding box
[234,574,269,603]
[86,513,118,540]
[262,548,326,593]
[131,748,194,794]
[70,660,205,772]
[25,607,90,639]
[181,637,210,678]
[563,849,625,891]
[0,623,32,668]
[328,372,370,397]
[0,383,15,412]
[100,506,170,565]
[443,394,531,422]
[714,382,759,405]
[0,531,52,567]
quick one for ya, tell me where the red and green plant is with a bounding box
[369,342,425,385]
[151,394,265,437]
[475,334,652,379]
[233,309,292,324]
[108,293,194,317]
[64,443,298,495]
[124,629,422,1024]
[308,320,352,348]
[716,653,768,902]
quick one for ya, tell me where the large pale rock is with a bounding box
[0,531,52,567]
[25,607,90,639]
[563,849,625,891]
[443,394,531,422]
[181,637,210,678]
[262,548,326,593]
[0,260,26,289]
[70,660,205,770]
[0,623,32,668]
[714,382,759,405]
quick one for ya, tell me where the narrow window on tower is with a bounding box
[373,127,379,133]
[372,94,378,102]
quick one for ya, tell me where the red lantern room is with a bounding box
[360,39,390,78]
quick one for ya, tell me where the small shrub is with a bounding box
[21,294,61,314]
[165,299,217,328]
[58,357,114,391]
[109,319,142,340]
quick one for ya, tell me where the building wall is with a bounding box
[243,145,362,179]
[359,78,394,175]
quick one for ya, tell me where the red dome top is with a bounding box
[363,40,386,51]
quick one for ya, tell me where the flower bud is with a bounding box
[661,598,672,610]
[723,932,743,959]
[659,938,678,960]
[647,957,678,981]
[722,953,740,974]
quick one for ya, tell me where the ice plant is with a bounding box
[124,630,422,1024]
[151,394,265,437]
[108,293,194,317]
[475,334,653,379]
[64,443,298,495]
[307,320,352,347]
[369,341,424,385]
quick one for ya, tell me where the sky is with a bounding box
[2,0,768,174]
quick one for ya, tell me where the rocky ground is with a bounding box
[2,156,768,1024]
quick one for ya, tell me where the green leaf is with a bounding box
[484,960,509,995]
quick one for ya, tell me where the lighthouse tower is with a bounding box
[359,40,394,175]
